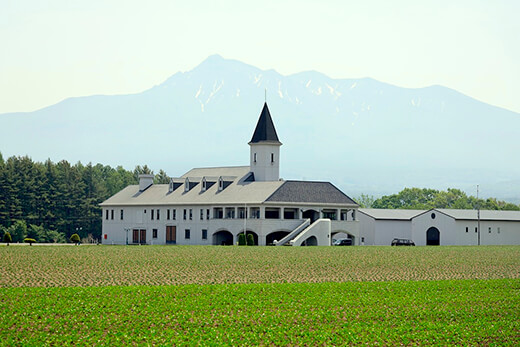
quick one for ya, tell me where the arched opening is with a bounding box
[331,231,355,246]
[302,209,319,223]
[426,227,440,246]
[213,230,234,245]
[266,231,290,245]
[301,235,318,246]
[237,230,258,245]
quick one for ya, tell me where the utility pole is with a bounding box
[477,185,481,246]
[244,203,247,244]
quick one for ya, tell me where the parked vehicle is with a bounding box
[391,238,415,246]
[333,238,353,246]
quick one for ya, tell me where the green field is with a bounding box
[1,245,519,345]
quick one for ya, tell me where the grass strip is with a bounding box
[1,279,519,345]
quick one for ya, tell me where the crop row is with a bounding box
[1,279,518,345]
[1,245,519,287]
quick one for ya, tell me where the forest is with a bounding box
[1,153,518,243]
[0,153,168,243]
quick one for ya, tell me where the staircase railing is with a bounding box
[275,219,311,246]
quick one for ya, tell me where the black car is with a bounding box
[391,238,415,246]
[333,238,353,246]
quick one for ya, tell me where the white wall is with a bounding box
[250,143,280,181]
[102,204,360,246]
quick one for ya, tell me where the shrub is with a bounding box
[24,238,36,246]
[3,232,12,245]
[238,233,246,246]
[246,234,255,246]
[70,233,81,245]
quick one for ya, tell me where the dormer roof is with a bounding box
[249,103,281,144]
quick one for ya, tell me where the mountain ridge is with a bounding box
[1,55,519,202]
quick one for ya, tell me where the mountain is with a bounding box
[1,54,519,202]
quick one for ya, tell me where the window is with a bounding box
[488,227,491,233]
[322,209,337,220]
[167,209,170,220]
[206,209,210,219]
[218,177,224,191]
[185,178,190,192]
[185,229,190,239]
[157,209,160,220]
[151,209,154,220]
[183,209,187,220]
[254,153,257,163]
[250,207,260,219]
[475,227,478,233]
[361,237,365,243]
[153,229,158,239]
[466,227,468,233]
[498,227,501,234]
[111,209,114,220]
[202,178,207,192]
[265,208,280,219]
[200,209,204,220]
[169,181,174,192]
[214,207,223,219]
[202,229,207,240]
[189,209,193,220]
[105,210,109,220]
[283,208,298,220]
[172,209,176,220]
[120,209,124,220]
[431,213,436,219]
[225,208,235,219]
[271,153,274,163]
[238,207,247,219]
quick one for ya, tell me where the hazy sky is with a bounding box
[1,0,519,114]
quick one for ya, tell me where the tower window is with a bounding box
[254,153,257,163]
[271,153,274,163]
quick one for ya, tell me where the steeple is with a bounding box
[249,103,282,144]
[249,103,282,181]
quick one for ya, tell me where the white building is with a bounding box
[357,209,424,246]
[359,208,520,246]
[100,103,360,246]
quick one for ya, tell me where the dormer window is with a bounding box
[169,180,174,193]
[218,177,224,191]
[202,178,207,192]
[184,178,190,192]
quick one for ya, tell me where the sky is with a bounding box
[1,0,519,114]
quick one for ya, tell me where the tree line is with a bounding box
[356,188,520,210]
[1,153,518,244]
[0,153,169,243]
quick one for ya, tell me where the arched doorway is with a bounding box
[332,231,355,245]
[266,231,290,245]
[302,209,319,223]
[213,230,234,245]
[426,227,440,246]
[301,236,317,246]
[237,231,258,245]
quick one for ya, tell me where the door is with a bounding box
[166,226,176,244]
[140,229,146,244]
[426,227,440,246]
[132,229,139,244]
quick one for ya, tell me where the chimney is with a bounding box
[139,174,154,191]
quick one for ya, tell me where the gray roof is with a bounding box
[359,208,425,220]
[101,168,357,208]
[249,103,281,144]
[265,181,357,205]
[434,209,520,221]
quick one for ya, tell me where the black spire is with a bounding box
[249,103,281,144]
